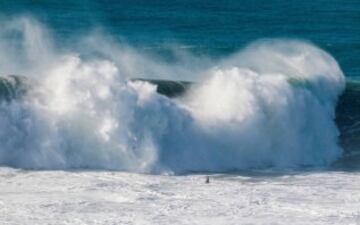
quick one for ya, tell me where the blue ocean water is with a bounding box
[1,0,359,77]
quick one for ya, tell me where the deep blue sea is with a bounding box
[1,0,359,77]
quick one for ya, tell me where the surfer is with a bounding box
[205,176,210,184]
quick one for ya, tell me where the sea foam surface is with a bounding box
[1,168,360,225]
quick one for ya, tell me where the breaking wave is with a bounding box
[0,17,346,173]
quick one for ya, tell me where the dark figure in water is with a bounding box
[205,176,210,184]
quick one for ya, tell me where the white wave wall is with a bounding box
[0,17,345,173]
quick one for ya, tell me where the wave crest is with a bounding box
[0,17,345,173]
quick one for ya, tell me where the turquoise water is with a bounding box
[1,0,359,77]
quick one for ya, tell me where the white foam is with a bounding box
[1,168,360,225]
[0,17,345,173]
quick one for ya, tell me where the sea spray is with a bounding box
[0,17,345,173]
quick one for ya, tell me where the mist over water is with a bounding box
[0,17,345,174]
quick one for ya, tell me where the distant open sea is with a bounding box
[1,0,359,77]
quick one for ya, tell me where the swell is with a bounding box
[1,71,354,172]
[0,17,347,173]
[145,79,360,159]
[334,80,360,168]
[2,75,358,153]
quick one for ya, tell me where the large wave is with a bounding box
[0,17,345,173]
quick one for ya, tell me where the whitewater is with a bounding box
[1,17,360,225]
[1,168,360,225]
[0,17,345,173]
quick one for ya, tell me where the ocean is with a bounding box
[0,1,360,224]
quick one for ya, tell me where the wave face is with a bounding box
[0,18,345,173]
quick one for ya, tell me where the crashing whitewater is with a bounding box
[0,17,345,174]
